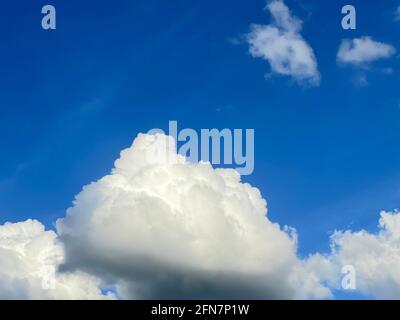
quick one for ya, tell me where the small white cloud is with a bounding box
[246,0,320,86]
[337,37,396,66]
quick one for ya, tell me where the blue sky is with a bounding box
[1,0,400,298]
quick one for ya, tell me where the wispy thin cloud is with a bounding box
[395,4,400,21]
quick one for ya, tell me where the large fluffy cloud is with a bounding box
[246,0,320,86]
[56,133,330,299]
[3,133,400,299]
[337,37,396,66]
[0,219,114,299]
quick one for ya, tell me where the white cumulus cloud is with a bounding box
[3,134,400,300]
[325,211,400,299]
[303,211,400,300]
[246,0,320,86]
[56,133,331,300]
[337,37,396,66]
[0,219,114,299]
